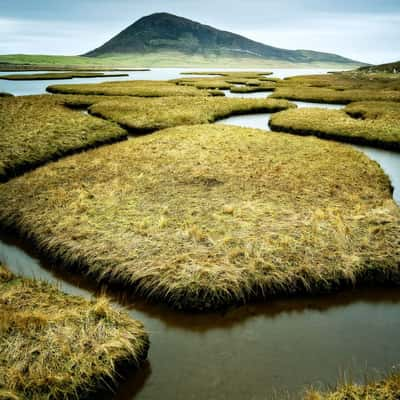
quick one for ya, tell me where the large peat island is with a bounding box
[0,125,398,310]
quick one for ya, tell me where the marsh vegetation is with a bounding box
[0,72,129,80]
[1,68,400,398]
[0,264,149,400]
[0,125,398,310]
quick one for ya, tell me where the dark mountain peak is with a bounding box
[84,13,364,66]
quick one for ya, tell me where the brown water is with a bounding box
[1,232,399,400]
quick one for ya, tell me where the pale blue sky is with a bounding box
[0,0,399,64]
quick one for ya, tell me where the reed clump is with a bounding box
[0,125,398,310]
[0,264,149,400]
[269,101,400,150]
[87,96,295,132]
[304,373,400,400]
[0,95,127,181]
[0,72,129,81]
[47,80,216,97]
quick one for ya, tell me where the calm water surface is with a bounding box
[0,68,339,96]
[1,231,400,400]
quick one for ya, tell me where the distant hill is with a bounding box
[84,12,365,67]
[359,60,400,73]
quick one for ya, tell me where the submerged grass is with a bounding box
[0,125,398,310]
[271,72,400,104]
[305,373,400,400]
[269,101,400,150]
[86,96,295,132]
[0,72,129,80]
[0,95,127,181]
[47,80,216,97]
[0,264,149,400]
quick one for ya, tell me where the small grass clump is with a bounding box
[271,72,400,104]
[304,373,400,400]
[87,96,295,132]
[0,95,127,181]
[174,71,278,93]
[0,72,129,81]
[0,92,13,97]
[47,80,216,97]
[269,101,400,150]
[0,125,398,310]
[0,264,149,400]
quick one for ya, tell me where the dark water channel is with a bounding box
[1,231,400,400]
[1,69,399,399]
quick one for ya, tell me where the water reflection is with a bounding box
[0,232,399,400]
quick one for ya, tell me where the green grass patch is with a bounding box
[0,72,129,81]
[0,125,398,310]
[271,72,400,103]
[47,80,216,97]
[86,96,295,132]
[0,264,149,400]
[0,95,127,181]
[305,373,400,400]
[269,101,400,150]
[0,52,361,69]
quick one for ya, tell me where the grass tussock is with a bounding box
[174,71,278,93]
[0,264,149,400]
[0,72,129,81]
[304,373,400,400]
[271,72,400,104]
[87,96,295,132]
[0,125,398,310]
[0,95,127,181]
[269,101,400,150]
[0,92,13,97]
[47,80,215,97]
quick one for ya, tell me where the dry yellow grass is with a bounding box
[269,101,400,150]
[304,373,400,400]
[0,95,127,181]
[271,72,400,103]
[0,125,398,310]
[47,80,216,97]
[87,96,295,132]
[0,264,149,400]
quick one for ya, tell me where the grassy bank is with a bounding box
[305,373,400,400]
[0,72,128,80]
[0,95,127,181]
[271,72,400,103]
[0,264,149,400]
[0,125,398,310]
[86,97,295,132]
[269,101,400,151]
[47,80,216,97]
[0,53,363,69]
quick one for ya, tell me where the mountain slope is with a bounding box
[84,13,364,66]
